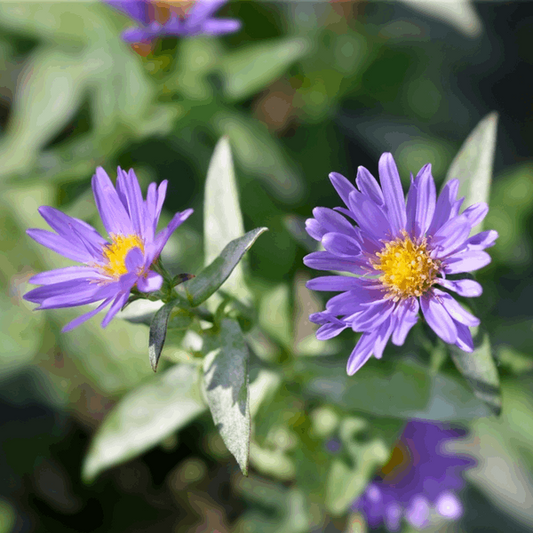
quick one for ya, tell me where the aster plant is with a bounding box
[106,0,241,50]
[352,421,475,532]
[304,144,498,377]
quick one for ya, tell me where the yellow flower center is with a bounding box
[150,0,195,24]
[371,231,440,301]
[100,234,144,279]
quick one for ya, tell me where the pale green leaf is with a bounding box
[445,112,498,232]
[203,318,250,475]
[83,364,207,482]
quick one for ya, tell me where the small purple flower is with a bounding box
[352,421,475,531]
[24,167,193,332]
[106,0,241,45]
[304,153,498,375]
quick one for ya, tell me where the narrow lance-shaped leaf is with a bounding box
[445,112,498,232]
[203,318,251,475]
[83,364,207,483]
[179,227,268,307]
[149,300,179,372]
[204,137,248,303]
[449,332,502,416]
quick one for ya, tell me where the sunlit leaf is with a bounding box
[449,332,502,416]
[445,112,498,232]
[179,227,268,307]
[203,318,250,475]
[204,137,248,303]
[83,364,207,482]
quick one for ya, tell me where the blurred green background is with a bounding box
[1,1,533,532]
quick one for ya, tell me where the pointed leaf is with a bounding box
[83,364,207,482]
[221,37,310,101]
[203,318,250,475]
[450,332,502,416]
[204,137,248,302]
[180,227,268,307]
[149,299,179,371]
[445,112,498,232]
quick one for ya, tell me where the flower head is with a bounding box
[106,0,241,51]
[24,167,193,332]
[352,421,474,531]
[304,153,498,375]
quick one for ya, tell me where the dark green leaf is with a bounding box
[445,112,498,231]
[83,364,207,482]
[203,318,250,475]
[149,300,180,372]
[450,332,502,416]
[179,227,268,307]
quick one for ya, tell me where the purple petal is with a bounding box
[321,232,361,257]
[408,164,436,238]
[431,215,472,258]
[384,502,403,532]
[200,18,242,35]
[92,167,134,236]
[329,172,356,207]
[28,266,102,286]
[443,251,491,274]
[187,0,228,26]
[148,208,194,263]
[307,275,365,292]
[137,271,163,292]
[348,190,392,241]
[28,279,115,309]
[433,289,480,327]
[313,207,354,236]
[101,292,129,328]
[346,332,376,375]
[105,0,150,24]
[461,202,488,229]
[154,180,168,228]
[378,153,406,236]
[405,495,430,529]
[356,166,384,206]
[125,246,144,273]
[437,278,483,297]
[26,228,93,263]
[372,318,394,359]
[347,299,394,331]
[305,218,325,241]
[316,321,348,340]
[391,297,419,345]
[303,251,367,275]
[428,179,459,235]
[116,168,145,237]
[61,298,113,333]
[421,292,457,344]
[466,229,498,251]
[122,26,155,43]
[454,321,474,352]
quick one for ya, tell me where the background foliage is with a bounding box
[1,1,533,532]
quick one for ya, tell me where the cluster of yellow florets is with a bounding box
[100,234,145,279]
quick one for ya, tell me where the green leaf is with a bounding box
[203,318,250,475]
[149,300,181,372]
[445,112,498,232]
[220,37,310,101]
[204,137,249,303]
[326,418,389,516]
[301,357,491,421]
[449,332,502,416]
[83,364,207,482]
[179,227,268,307]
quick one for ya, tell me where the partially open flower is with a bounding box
[24,167,192,332]
[352,421,475,531]
[304,153,498,375]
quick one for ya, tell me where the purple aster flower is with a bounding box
[352,421,475,531]
[24,167,193,332]
[304,153,498,375]
[106,0,241,47]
